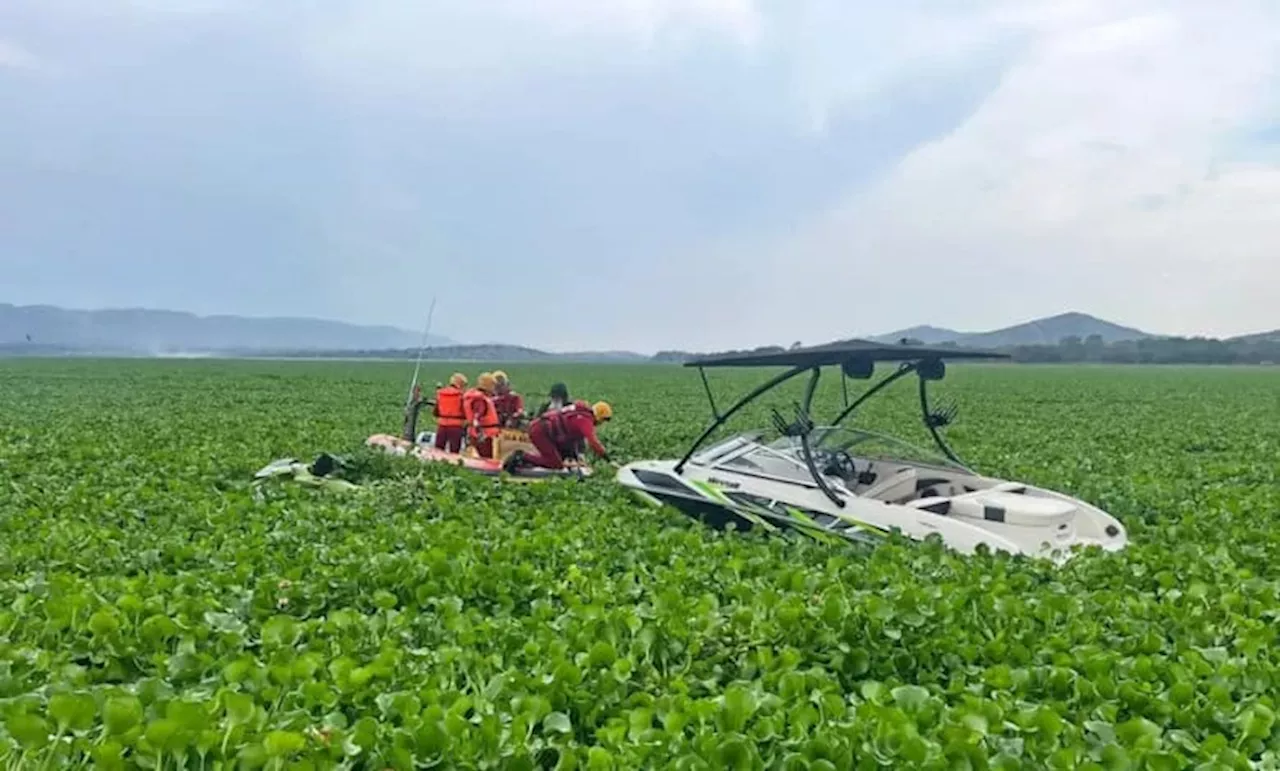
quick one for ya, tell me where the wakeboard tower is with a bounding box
[616,339,1127,563]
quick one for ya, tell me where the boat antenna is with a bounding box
[404,296,438,412]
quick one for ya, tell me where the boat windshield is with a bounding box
[709,443,816,485]
[767,426,968,472]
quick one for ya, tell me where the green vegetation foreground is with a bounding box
[1,359,1279,769]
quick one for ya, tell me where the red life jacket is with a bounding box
[535,401,593,448]
[434,386,465,427]
[463,389,500,438]
[492,391,524,425]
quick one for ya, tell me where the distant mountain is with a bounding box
[866,325,963,345]
[868,312,1153,348]
[0,303,453,353]
[557,350,652,363]
[960,312,1153,347]
[6,302,1267,364]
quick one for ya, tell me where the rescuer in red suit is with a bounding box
[490,370,526,427]
[505,400,612,472]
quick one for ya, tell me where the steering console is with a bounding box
[817,448,859,482]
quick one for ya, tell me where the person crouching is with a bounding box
[505,400,612,472]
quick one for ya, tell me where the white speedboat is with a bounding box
[616,339,1127,563]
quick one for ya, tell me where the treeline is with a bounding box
[0,342,140,357]
[1004,335,1279,364]
[656,335,1280,366]
[239,343,559,361]
[4,334,1278,366]
[652,345,789,363]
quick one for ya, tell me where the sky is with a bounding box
[2,0,1278,352]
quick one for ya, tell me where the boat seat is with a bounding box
[937,490,1076,526]
[859,467,918,503]
[826,475,855,496]
[905,496,952,515]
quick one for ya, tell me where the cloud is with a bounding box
[0,40,41,70]
[296,0,761,106]
[714,0,1280,343]
[2,0,1278,350]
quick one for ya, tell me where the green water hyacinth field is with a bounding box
[2,358,1280,769]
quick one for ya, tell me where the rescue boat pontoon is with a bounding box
[616,340,1127,563]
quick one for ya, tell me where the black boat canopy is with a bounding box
[684,339,1011,369]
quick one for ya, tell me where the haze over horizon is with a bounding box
[3,1,1278,352]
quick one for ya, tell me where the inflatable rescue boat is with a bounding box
[365,405,592,481]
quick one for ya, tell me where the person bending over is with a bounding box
[505,400,612,472]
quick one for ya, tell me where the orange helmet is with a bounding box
[593,401,613,422]
[477,372,497,392]
[448,372,467,388]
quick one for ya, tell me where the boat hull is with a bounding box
[616,458,1126,562]
[366,433,592,480]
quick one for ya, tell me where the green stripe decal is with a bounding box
[689,479,731,504]
[629,489,664,508]
[843,519,890,536]
[785,506,841,545]
[690,480,778,532]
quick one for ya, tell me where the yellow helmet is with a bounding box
[449,372,467,388]
[592,401,613,422]
[492,370,508,383]
[477,372,497,392]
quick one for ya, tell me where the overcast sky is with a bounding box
[2,1,1277,352]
